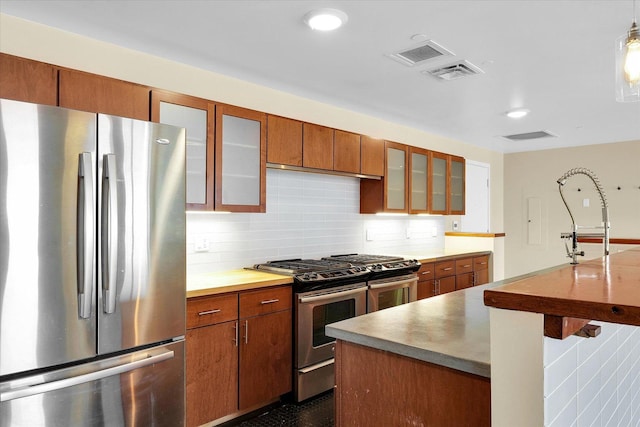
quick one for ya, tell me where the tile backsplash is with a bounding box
[543,322,640,427]
[187,169,445,274]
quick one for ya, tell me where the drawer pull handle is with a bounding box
[463,264,472,268]
[260,299,280,305]
[198,309,221,316]
[421,271,431,275]
[442,267,453,271]
[479,262,488,265]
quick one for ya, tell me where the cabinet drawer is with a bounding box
[455,258,473,275]
[187,293,238,329]
[474,255,490,271]
[435,260,456,279]
[240,286,292,319]
[417,262,435,282]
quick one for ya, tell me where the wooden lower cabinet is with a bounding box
[474,255,490,286]
[239,309,292,409]
[186,321,238,427]
[417,254,492,300]
[186,286,292,426]
[334,340,490,426]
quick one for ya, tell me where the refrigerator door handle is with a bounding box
[102,154,119,314]
[0,350,175,403]
[77,152,95,319]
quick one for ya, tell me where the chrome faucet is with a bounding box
[557,167,610,264]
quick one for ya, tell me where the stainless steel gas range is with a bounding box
[253,254,420,402]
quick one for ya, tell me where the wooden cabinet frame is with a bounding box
[215,104,267,213]
[151,90,215,211]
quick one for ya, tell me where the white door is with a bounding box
[461,160,490,232]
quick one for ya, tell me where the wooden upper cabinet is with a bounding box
[449,155,466,215]
[409,147,430,214]
[429,150,449,215]
[384,141,409,213]
[360,141,408,214]
[266,115,302,166]
[59,69,149,120]
[0,53,57,106]
[215,104,266,213]
[333,130,361,174]
[361,136,385,176]
[151,90,215,211]
[303,123,334,170]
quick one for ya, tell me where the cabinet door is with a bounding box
[475,269,490,286]
[456,273,474,290]
[430,151,448,214]
[360,136,385,176]
[417,280,436,299]
[437,276,456,294]
[0,53,57,105]
[303,123,334,170]
[216,104,266,212]
[450,155,465,214]
[239,310,292,410]
[266,115,302,166]
[409,147,430,214]
[59,69,149,120]
[334,130,361,173]
[151,90,215,210]
[186,322,238,426]
[385,141,408,212]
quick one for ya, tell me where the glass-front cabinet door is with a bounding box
[449,155,465,215]
[215,104,266,212]
[430,151,448,214]
[384,141,408,212]
[409,147,429,214]
[151,91,214,210]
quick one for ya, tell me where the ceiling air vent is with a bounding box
[387,40,454,67]
[422,60,484,81]
[502,131,557,141]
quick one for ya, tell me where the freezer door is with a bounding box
[97,115,186,354]
[1,340,185,426]
[0,99,97,376]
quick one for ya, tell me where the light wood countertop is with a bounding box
[187,269,293,298]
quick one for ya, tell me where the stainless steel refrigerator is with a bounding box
[0,99,186,426]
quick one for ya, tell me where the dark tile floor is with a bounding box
[235,391,334,427]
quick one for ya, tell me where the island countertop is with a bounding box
[326,282,499,378]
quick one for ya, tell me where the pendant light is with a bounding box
[615,0,640,102]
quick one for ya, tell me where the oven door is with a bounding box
[296,283,367,369]
[367,273,418,313]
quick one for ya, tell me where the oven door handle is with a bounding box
[369,276,418,289]
[298,288,366,304]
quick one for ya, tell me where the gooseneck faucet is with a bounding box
[557,167,610,264]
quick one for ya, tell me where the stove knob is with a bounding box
[302,273,310,280]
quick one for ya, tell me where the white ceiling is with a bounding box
[1,0,639,153]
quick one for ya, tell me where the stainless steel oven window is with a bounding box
[367,274,418,312]
[376,288,409,310]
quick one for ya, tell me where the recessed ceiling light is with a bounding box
[505,109,530,119]
[304,8,348,31]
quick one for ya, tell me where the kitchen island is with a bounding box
[326,281,498,426]
[327,248,640,427]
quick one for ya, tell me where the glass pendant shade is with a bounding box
[616,21,640,102]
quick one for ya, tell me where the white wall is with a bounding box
[504,140,640,278]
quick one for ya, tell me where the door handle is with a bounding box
[1,350,174,402]
[102,154,118,314]
[77,153,95,319]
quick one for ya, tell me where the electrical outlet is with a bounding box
[583,198,590,208]
[453,220,459,230]
[194,237,209,252]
